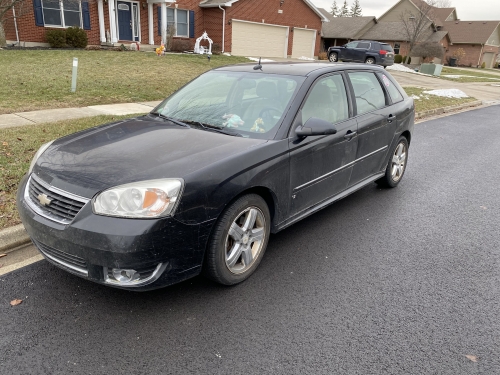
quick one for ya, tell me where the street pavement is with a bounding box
[1,106,500,374]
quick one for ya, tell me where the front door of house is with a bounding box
[117,1,139,41]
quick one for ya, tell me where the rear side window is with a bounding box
[356,42,370,49]
[348,72,387,115]
[381,44,394,52]
[379,73,404,103]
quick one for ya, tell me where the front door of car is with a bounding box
[346,71,394,186]
[352,42,371,62]
[341,41,358,61]
[288,74,358,217]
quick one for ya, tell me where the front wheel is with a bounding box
[329,52,338,62]
[203,194,271,285]
[376,136,409,188]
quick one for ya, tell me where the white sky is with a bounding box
[311,0,500,21]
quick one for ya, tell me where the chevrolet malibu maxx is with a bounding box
[17,63,414,290]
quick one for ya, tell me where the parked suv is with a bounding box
[328,41,395,68]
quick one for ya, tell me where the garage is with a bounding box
[482,52,495,69]
[231,20,289,58]
[292,28,317,59]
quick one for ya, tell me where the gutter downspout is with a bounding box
[219,5,225,53]
[12,2,20,45]
[477,44,484,67]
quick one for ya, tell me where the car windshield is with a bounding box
[152,71,305,139]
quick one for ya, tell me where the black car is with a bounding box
[328,41,395,67]
[17,63,414,290]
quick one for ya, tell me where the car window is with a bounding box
[301,74,349,126]
[380,44,394,52]
[346,42,358,48]
[356,42,370,49]
[379,73,404,103]
[348,72,387,115]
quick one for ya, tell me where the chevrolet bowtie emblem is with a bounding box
[37,193,52,206]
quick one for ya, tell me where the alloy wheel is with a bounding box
[329,53,338,62]
[391,142,407,182]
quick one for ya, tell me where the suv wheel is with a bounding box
[329,52,338,63]
[365,57,375,64]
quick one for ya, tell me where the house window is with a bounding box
[166,8,188,37]
[42,0,82,27]
[394,43,400,54]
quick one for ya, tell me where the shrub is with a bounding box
[318,51,328,60]
[407,56,411,64]
[45,29,67,48]
[171,39,191,52]
[452,48,466,64]
[402,56,407,64]
[65,27,88,48]
[394,54,403,64]
[410,42,444,63]
[481,61,486,69]
[212,43,222,55]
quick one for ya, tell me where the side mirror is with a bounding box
[295,117,337,137]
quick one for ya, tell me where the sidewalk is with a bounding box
[0,101,162,129]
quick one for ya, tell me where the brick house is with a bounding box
[4,0,328,58]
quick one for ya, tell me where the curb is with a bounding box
[0,224,30,253]
[415,100,483,120]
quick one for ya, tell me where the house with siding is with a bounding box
[4,0,328,58]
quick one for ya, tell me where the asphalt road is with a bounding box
[1,106,500,374]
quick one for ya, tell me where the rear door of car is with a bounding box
[345,70,396,186]
[288,73,357,217]
[352,42,371,63]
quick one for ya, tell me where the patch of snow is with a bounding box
[247,57,275,62]
[422,89,469,98]
[297,56,315,61]
[222,52,231,56]
[386,64,416,73]
[411,95,421,100]
[443,74,500,80]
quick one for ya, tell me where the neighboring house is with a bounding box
[4,0,328,58]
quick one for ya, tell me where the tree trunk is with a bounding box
[0,20,6,47]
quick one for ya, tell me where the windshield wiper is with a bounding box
[182,121,243,137]
[149,112,190,128]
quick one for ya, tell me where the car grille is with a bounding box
[34,240,88,276]
[25,174,89,225]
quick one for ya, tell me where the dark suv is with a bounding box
[328,41,394,68]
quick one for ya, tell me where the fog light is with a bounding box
[112,268,140,283]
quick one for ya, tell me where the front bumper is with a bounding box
[16,174,215,291]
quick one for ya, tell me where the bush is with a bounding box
[212,43,221,55]
[318,51,328,60]
[394,54,403,64]
[65,27,88,48]
[170,39,191,52]
[402,56,407,64]
[45,29,67,48]
[407,56,411,64]
[410,42,444,63]
[480,62,486,69]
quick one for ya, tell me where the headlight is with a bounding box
[29,140,55,174]
[93,179,184,218]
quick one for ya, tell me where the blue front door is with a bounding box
[117,1,132,41]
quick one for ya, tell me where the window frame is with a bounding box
[167,8,189,37]
[41,0,83,28]
[345,70,390,117]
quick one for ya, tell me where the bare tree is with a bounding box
[0,0,29,46]
[410,41,444,62]
[399,0,438,52]
[430,0,452,7]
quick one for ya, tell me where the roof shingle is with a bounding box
[318,8,376,39]
[444,21,500,44]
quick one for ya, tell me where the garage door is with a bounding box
[482,52,495,69]
[292,28,316,59]
[231,20,288,58]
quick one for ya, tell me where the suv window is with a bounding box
[345,42,358,48]
[302,74,349,125]
[356,42,370,49]
[380,44,394,52]
[348,72,387,115]
[379,73,404,103]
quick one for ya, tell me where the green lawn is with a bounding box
[404,87,477,113]
[0,50,249,115]
[439,67,500,83]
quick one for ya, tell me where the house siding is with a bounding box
[445,44,499,67]
[378,0,420,22]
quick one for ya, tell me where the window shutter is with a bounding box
[32,0,44,27]
[82,2,91,30]
[158,7,161,36]
[189,10,195,38]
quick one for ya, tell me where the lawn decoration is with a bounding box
[194,32,213,55]
[156,43,165,56]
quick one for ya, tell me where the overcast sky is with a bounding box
[311,0,500,20]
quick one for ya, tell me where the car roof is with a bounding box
[214,62,385,77]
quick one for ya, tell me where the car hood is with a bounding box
[34,117,267,198]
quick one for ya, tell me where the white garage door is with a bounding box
[292,28,316,59]
[482,52,495,69]
[231,20,288,58]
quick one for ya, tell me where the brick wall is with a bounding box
[445,44,499,67]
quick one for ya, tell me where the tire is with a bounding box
[365,57,376,64]
[329,52,338,63]
[376,136,409,188]
[203,194,271,285]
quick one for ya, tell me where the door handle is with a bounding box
[344,131,357,140]
[387,114,396,123]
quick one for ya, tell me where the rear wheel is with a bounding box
[203,194,271,285]
[365,57,376,64]
[329,52,338,62]
[376,136,409,188]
